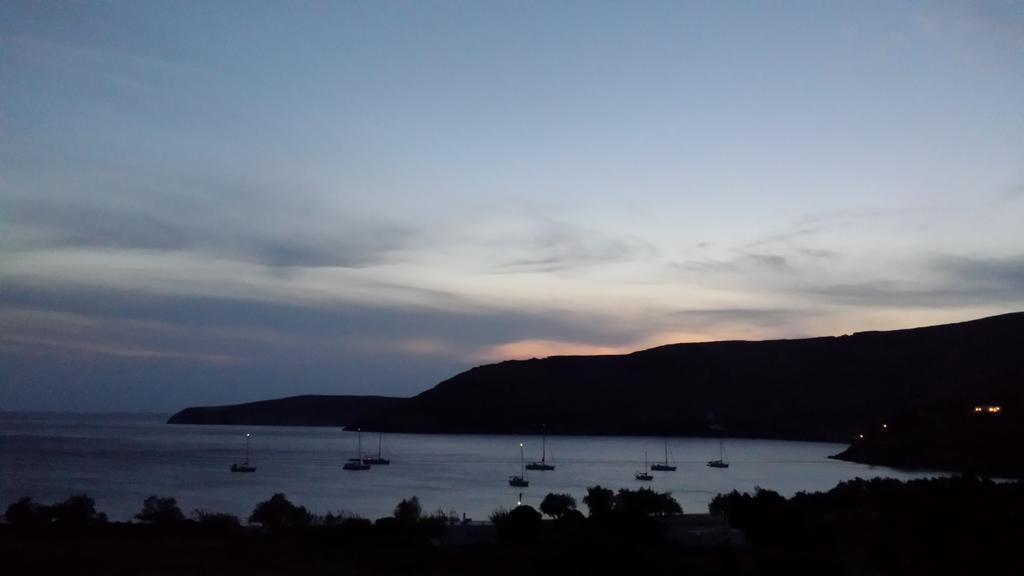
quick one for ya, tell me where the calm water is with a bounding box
[0,412,945,522]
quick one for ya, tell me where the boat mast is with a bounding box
[541,434,546,463]
[358,428,363,461]
[664,438,669,466]
[245,433,251,465]
[519,442,525,477]
[378,432,383,458]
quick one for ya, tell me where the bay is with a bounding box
[0,412,943,522]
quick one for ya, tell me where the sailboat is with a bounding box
[509,442,529,487]
[635,451,653,481]
[525,432,555,471]
[650,438,676,471]
[707,440,730,468]
[343,428,371,470]
[363,432,390,465]
[230,433,257,473]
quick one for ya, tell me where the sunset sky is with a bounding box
[2,1,1022,410]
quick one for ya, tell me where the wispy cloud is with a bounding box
[677,252,793,275]
[3,176,418,269]
[0,308,243,365]
[487,218,656,273]
[799,254,1024,308]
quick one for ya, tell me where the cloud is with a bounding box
[678,252,793,275]
[0,332,241,365]
[487,218,657,273]
[799,248,837,259]
[935,254,1024,295]
[667,307,816,327]
[1,169,418,269]
[0,307,243,365]
[799,254,1024,308]
[0,278,645,361]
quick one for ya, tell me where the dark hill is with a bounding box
[167,394,404,426]
[354,312,1024,447]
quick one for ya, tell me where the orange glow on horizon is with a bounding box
[472,330,753,362]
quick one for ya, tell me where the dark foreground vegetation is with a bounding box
[3,476,1022,575]
[710,475,1024,575]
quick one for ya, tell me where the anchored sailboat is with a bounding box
[343,428,371,471]
[635,451,653,481]
[363,432,390,465]
[509,442,529,487]
[707,440,730,468]
[525,432,554,471]
[230,433,257,473]
[650,438,676,471]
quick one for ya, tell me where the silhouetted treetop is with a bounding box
[135,496,185,526]
[249,493,311,530]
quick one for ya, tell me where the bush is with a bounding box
[194,510,241,527]
[319,510,361,526]
[135,496,185,526]
[489,506,510,524]
[193,510,242,535]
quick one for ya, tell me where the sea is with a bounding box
[0,412,946,522]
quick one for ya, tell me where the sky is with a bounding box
[2,1,1023,411]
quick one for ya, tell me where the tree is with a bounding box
[51,495,106,528]
[495,505,543,544]
[583,485,615,517]
[615,488,682,516]
[249,493,311,530]
[540,493,577,518]
[135,496,185,526]
[393,496,422,524]
[4,497,52,528]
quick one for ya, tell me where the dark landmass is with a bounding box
[356,311,1022,437]
[167,394,404,426]
[168,312,1024,476]
[831,400,1024,477]
[5,476,1022,575]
